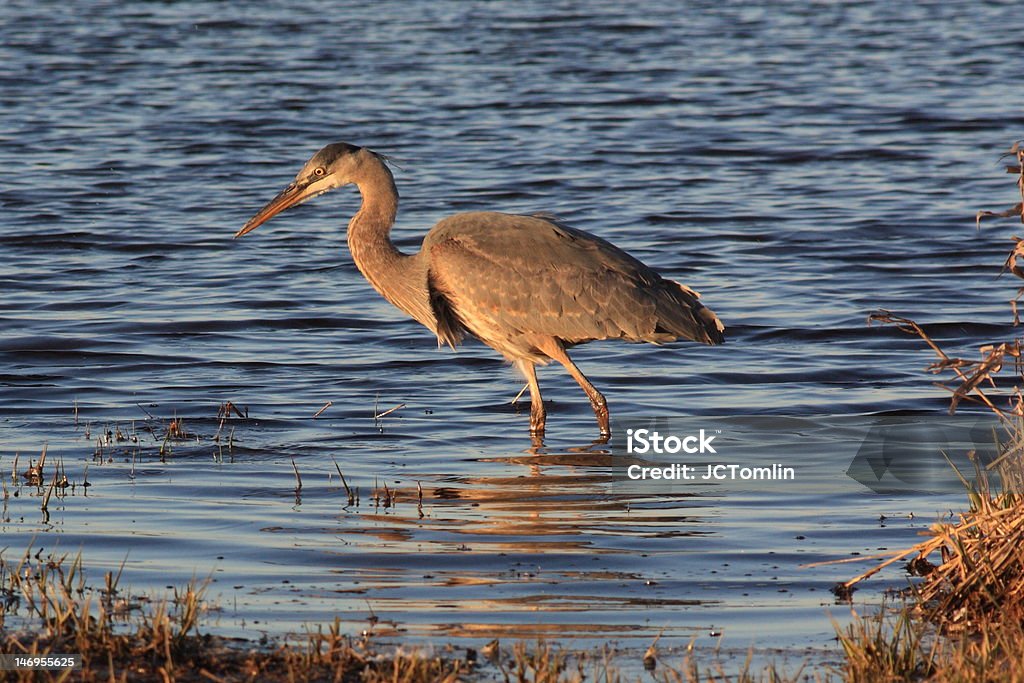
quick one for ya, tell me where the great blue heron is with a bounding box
[236,142,725,437]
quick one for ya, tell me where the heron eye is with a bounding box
[314,167,326,176]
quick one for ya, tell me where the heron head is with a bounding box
[235,142,372,237]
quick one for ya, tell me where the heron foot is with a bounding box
[529,405,547,436]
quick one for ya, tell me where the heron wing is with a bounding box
[422,212,724,351]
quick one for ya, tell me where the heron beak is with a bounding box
[235,179,318,238]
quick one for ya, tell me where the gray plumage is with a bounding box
[237,142,725,437]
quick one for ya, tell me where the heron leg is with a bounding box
[515,359,546,435]
[540,340,610,437]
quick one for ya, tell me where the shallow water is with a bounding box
[2,0,1024,668]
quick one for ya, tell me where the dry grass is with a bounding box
[834,601,1024,683]
[975,141,1024,229]
[0,545,470,682]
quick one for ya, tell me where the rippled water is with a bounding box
[3,0,1024,669]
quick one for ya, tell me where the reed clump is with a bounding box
[831,456,1024,680]
[831,443,1024,681]
[833,142,1024,681]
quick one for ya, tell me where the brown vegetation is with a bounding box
[832,141,1024,682]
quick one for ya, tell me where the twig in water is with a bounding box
[217,401,245,419]
[511,383,529,405]
[313,401,333,418]
[23,446,47,486]
[291,458,302,491]
[976,141,1024,228]
[374,403,405,420]
[868,310,1011,416]
[41,470,57,515]
[332,458,354,505]
[55,459,68,489]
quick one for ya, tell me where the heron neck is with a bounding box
[347,165,403,269]
[346,164,431,328]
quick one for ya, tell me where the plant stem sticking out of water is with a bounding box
[332,458,355,507]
